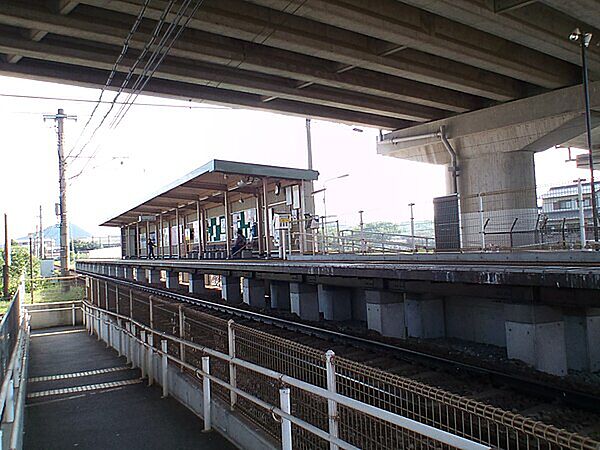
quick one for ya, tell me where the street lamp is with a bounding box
[408,203,416,251]
[570,28,599,244]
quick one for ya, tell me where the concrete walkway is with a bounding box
[24,327,237,450]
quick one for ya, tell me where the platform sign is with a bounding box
[277,214,292,229]
[138,215,157,222]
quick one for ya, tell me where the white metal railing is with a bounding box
[0,279,30,450]
[81,300,489,450]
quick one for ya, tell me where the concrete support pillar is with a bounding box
[290,282,319,321]
[189,272,208,295]
[243,278,265,308]
[564,308,600,372]
[135,268,148,283]
[270,280,290,310]
[147,269,161,285]
[365,290,405,339]
[165,271,180,290]
[504,304,567,376]
[351,288,367,322]
[457,151,537,248]
[318,285,352,321]
[222,276,242,304]
[404,294,445,339]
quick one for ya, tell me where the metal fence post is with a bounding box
[130,324,136,367]
[227,319,237,409]
[140,330,147,379]
[279,387,292,450]
[326,350,339,450]
[129,289,133,318]
[104,280,109,310]
[178,305,185,368]
[479,193,485,251]
[161,340,169,398]
[116,319,122,356]
[147,333,154,386]
[71,302,76,326]
[202,356,211,432]
[5,379,14,423]
[97,310,102,342]
[578,179,587,247]
[125,323,131,364]
[105,314,111,348]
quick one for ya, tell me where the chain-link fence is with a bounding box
[86,276,600,450]
[301,182,599,254]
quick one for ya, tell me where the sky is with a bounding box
[0,75,593,240]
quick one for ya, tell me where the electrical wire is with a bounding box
[67,0,152,157]
[0,93,229,109]
[71,1,204,180]
[110,0,202,129]
[68,0,175,162]
[110,0,192,126]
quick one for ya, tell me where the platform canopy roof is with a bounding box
[101,159,318,227]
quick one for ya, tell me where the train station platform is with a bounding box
[24,326,235,450]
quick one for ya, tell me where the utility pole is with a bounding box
[44,109,77,276]
[39,205,44,259]
[408,203,416,251]
[3,213,9,299]
[29,236,34,303]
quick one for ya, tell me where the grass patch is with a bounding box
[29,283,84,304]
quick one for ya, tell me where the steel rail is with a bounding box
[79,270,600,414]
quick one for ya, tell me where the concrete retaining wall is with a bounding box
[25,302,83,330]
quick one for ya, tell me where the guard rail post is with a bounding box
[178,305,185,369]
[227,320,237,410]
[326,350,339,450]
[161,340,168,398]
[279,387,292,450]
[140,330,147,379]
[147,333,154,386]
[202,356,211,432]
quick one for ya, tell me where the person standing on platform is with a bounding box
[230,229,247,258]
[147,238,156,259]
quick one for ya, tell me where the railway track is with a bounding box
[81,270,600,438]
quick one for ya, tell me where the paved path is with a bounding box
[24,327,236,450]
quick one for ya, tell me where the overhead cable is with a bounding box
[67,0,151,157]
[110,0,202,129]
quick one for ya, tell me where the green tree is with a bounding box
[0,242,40,298]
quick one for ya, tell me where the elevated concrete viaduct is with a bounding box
[377,81,600,246]
[0,0,598,129]
[79,255,600,376]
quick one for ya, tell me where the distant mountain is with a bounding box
[17,223,92,243]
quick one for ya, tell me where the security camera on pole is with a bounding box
[44,109,77,276]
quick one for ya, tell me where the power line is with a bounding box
[0,92,229,109]
[68,0,180,167]
[68,0,152,157]
[73,0,204,180]
[111,0,201,129]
